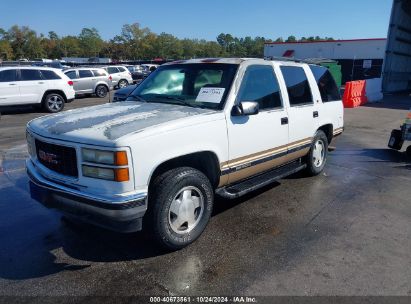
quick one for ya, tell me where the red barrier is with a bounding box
[343,80,368,108]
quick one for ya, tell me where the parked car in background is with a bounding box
[125,65,150,84]
[113,84,137,102]
[141,64,159,72]
[102,66,133,89]
[0,66,74,112]
[64,68,113,98]
[32,61,67,70]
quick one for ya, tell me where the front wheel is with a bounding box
[305,130,328,176]
[146,167,214,251]
[43,93,65,113]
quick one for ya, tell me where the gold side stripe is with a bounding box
[221,137,312,170]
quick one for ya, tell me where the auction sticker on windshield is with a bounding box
[195,87,225,103]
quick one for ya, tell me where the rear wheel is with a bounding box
[118,79,128,89]
[146,167,214,251]
[95,85,108,98]
[306,130,328,176]
[388,129,404,150]
[43,93,65,113]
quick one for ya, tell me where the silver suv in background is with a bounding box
[64,68,112,98]
[102,66,133,89]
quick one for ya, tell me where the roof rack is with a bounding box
[264,56,335,65]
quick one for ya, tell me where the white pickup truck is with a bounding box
[26,58,343,250]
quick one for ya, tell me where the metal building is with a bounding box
[264,39,387,84]
[383,0,411,93]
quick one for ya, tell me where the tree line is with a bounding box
[0,24,334,61]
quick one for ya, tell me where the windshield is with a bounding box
[128,63,238,110]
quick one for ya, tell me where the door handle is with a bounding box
[92,79,97,80]
[38,82,45,84]
[313,111,319,118]
[281,117,289,125]
[9,83,16,86]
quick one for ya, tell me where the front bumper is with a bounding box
[27,159,147,233]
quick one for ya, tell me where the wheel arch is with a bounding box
[317,123,333,144]
[42,90,67,103]
[148,151,221,191]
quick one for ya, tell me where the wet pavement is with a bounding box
[0,96,410,296]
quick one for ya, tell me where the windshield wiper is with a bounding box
[160,96,207,109]
[127,94,148,102]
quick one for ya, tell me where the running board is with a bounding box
[216,161,307,199]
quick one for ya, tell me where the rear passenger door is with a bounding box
[18,69,48,104]
[77,70,94,93]
[279,65,319,155]
[226,63,289,184]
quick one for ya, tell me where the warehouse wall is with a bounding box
[383,0,411,93]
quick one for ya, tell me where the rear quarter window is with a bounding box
[118,67,126,72]
[40,70,61,80]
[65,70,78,79]
[309,65,341,102]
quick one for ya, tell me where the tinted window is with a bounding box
[65,71,78,79]
[79,70,93,78]
[41,70,61,80]
[309,66,341,102]
[107,67,119,74]
[20,69,42,81]
[280,66,313,106]
[0,69,17,82]
[118,67,126,72]
[237,65,282,110]
[92,70,107,77]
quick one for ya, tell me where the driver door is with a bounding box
[225,63,289,184]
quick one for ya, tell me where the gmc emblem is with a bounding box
[38,150,59,165]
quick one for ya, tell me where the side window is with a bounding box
[309,66,341,102]
[280,66,313,106]
[79,70,93,78]
[92,70,107,77]
[0,69,17,82]
[237,65,282,110]
[20,69,42,81]
[118,67,126,72]
[107,67,119,74]
[40,70,61,80]
[65,71,78,79]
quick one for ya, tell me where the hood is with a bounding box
[28,102,215,146]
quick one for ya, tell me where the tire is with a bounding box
[388,129,404,150]
[146,167,214,251]
[118,79,128,89]
[42,93,65,113]
[305,130,329,176]
[95,85,108,98]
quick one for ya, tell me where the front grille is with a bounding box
[35,139,78,177]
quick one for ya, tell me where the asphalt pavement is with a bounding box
[0,95,410,298]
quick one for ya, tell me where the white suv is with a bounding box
[26,58,344,249]
[102,66,133,89]
[0,67,75,113]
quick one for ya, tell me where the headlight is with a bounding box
[26,131,36,158]
[82,149,128,166]
[82,165,129,182]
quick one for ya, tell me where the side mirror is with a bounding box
[231,101,259,116]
